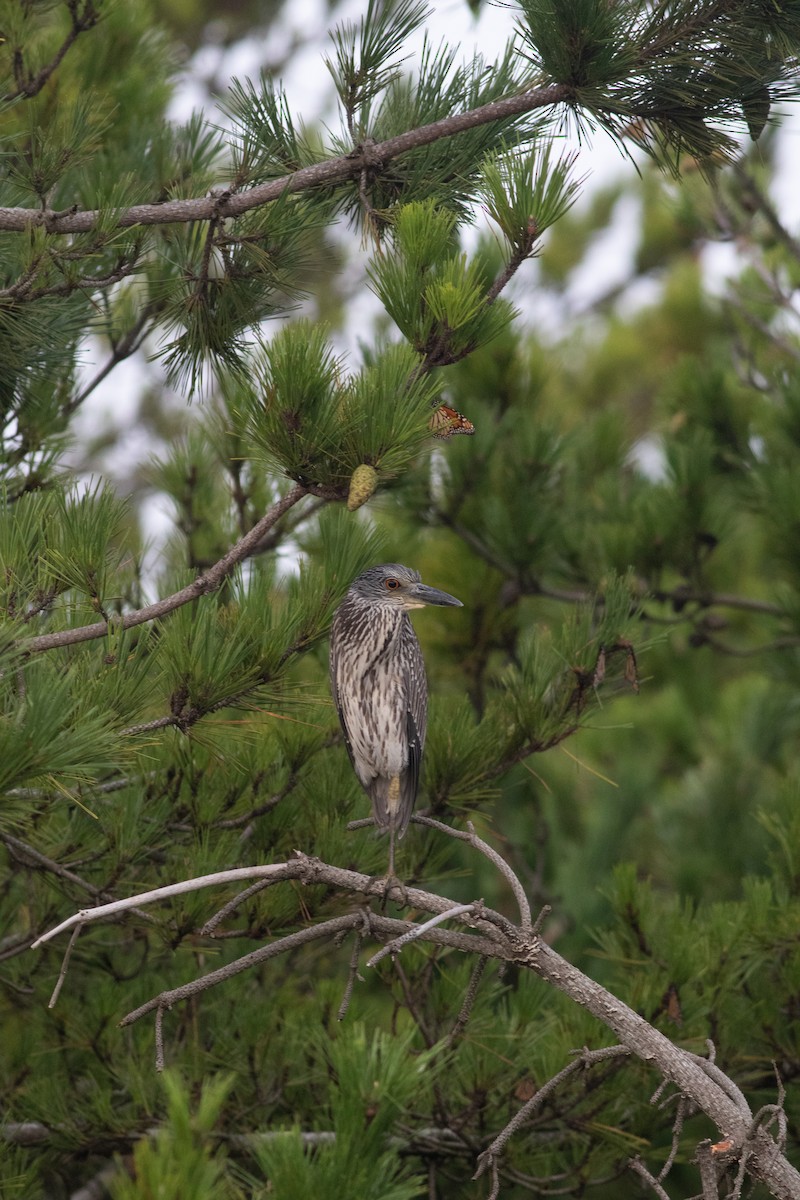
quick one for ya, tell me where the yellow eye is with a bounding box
[384,578,401,590]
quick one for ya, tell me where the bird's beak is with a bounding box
[407,583,463,609]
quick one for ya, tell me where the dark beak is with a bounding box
[410,582,463,608]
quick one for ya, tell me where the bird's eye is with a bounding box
[384,578,401,590]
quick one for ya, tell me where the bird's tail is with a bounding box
[369,773,414,841]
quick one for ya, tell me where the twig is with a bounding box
[485,1156,501,1200]
[3,832,104,894]
[48,922,83,1008]
[531,904,551,936]
[21,485,308,655]
[447,955,488,1044]
[412,815,532,931]
[347,817,377,830]
[66,305,154,416]
[200,878,277,936]
[628,1157,672,1200]
[473,1046,630,1182]
[154,1004,166,1073]
[657,1094,686,1181]
[31,862,307,948]
[367,903,479,967]
[392,957,436,1048]
[686,1051,752,1121]
[118,908,503,1031]
[1,1,100,103]
[484,236,536,307]
[337,920,367,1021]
[121,914,368,1029]
[2,831,156,931]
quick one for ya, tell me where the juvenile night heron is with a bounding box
[330,564,463,875]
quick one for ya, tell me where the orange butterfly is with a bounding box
[429,404,475,439]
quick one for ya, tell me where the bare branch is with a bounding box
[686,1050,752,1122]
[1,830,157,935]
[199,878,277,937]
[447,954,488,1044]
[21,484,308,655]
[366,902,480,967]
[413,814,532,931]
[120,913,368,1031]
[154,1004,165,1073]
[28,848,800,1198]
[48,922,82,1008]
[474,1046,631,1183]
[629,1156,672,1200]
[337,920,367,1021]
[3,832,106,896]
[30,861,307,948]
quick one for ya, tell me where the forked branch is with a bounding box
[30,840,800,1199]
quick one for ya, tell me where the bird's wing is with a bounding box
[400,618,428,830]
[329,613,358,772]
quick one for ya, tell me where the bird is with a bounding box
[329,563,463,877]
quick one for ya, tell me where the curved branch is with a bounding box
[20,484,308,655]
[0,83,570,235]
[29,846,800,1198]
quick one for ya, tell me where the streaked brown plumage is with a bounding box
[329,564,462,875]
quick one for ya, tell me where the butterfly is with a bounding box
[429,404,476,440]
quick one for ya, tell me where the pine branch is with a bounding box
[0,83,569,235]
[19,483,308,655]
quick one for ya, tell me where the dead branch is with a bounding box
[413,814,532,931]
[474,1046,631,1184]
[447,954,489,1044]
[29,846,800,1199]
[366,902,481,967]
[628,1156,672,1200]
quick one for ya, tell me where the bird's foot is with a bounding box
[364,872,408,909]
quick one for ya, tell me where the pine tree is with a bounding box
[3,2,800,1197]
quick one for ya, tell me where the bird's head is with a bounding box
[348,564,463,611]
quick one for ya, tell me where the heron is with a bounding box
[329,563,463,876]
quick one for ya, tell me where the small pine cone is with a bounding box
[347,463,379,511]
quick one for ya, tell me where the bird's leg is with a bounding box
[379,826,409,907]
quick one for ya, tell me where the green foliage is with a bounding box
[238,321,438,495]
[341,37,531,220]
[326,0,430,135]
[368,201,513,361]
[110,1072,239,1200]
[518,0,800,165]
[479,141,583,249]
